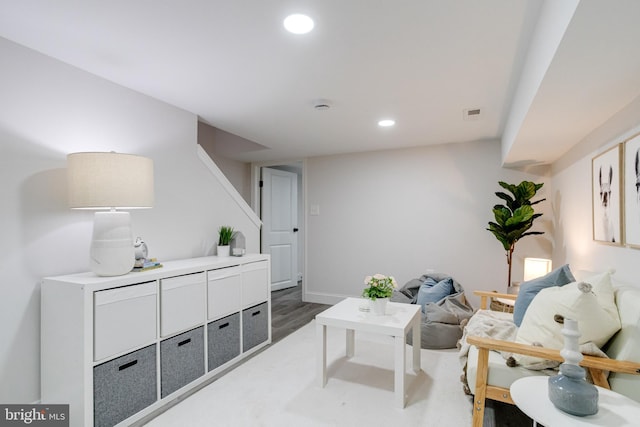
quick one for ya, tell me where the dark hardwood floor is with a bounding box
[270,282,331,343]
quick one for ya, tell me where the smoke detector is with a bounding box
[463,108,481,121]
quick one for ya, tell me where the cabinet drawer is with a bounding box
[160,273,206,337]
[93,344,157,427]
[94,282,157,361]
[160,327,204,398]
[242,261,268,308]
[242,302,269,352]
[207,313,240,371]
[207,267,241,320]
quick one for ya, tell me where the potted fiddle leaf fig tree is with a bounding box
[486,181,545,288]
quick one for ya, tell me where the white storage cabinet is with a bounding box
[41,254,270,427]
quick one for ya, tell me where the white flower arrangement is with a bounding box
[362,273,397,300]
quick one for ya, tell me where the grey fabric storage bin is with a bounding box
[242,302,268,352]
[207,313,240,371]
[93,344,157,427]
[160,326,205,398]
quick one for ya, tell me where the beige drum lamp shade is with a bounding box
[67,152,153,209]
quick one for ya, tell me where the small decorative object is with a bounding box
[231,231,246,256]
[548,318,599,416]
[486,181,545,289]
[217,226,236,257]
[132,257,162,272]
[134,237,148,260]
[362,274,397,316]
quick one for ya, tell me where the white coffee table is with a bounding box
[511,376,640,426]
[315,297,421,408]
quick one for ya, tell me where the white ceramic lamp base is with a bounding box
[90,211,135,276]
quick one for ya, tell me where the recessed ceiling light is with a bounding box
[283,14,314,34]
[378,119,395,127]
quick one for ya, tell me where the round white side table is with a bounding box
[511,376,640,427]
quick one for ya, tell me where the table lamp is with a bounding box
[67,152,154,276]
[523,257,552,282]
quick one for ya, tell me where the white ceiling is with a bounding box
[1,0,639,164]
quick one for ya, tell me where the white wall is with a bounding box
[551,95,640,284]
[305,140,551,306]
[0,38,259,403]
[198,122,252,203]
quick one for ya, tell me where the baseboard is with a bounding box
[271,282,297,292]
[303,291,352,305]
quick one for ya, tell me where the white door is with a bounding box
[260,167,298,291]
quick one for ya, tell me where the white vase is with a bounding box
[369,298,388,316]
[217,245,230,257]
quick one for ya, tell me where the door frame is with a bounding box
[251,159,307,299]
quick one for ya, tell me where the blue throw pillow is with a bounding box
[416,277,453,312]
[512,264,575,327]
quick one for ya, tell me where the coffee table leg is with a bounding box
[317,322,327,387]
[346,328,355,358]
[394,334,406,408]
[412,321,421,371]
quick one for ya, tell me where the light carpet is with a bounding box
[145,320,473,427]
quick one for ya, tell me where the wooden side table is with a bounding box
[511,376,640,426]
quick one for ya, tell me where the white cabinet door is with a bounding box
[160,273,206,337]
[242,261,269,308]
[207,266,242,320]
[94,282,157,361]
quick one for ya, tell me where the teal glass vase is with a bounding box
[548,318,598,416]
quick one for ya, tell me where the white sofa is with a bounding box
[464,281,640,427]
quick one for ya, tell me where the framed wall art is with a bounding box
[624,133,640,247]
[592,144,622,245]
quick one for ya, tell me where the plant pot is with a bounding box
[369,298,388,316]
[217,245,230,257]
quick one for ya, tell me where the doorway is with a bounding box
[254,162,305,295]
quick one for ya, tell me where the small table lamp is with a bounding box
[67,152,154,276]
[524,257,552,282]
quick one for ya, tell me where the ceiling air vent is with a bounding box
[463,108,481,121]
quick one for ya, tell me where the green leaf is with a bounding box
[505,205,534,226]
[486,225,511,250]
[515,181,537,201]
[495,192,514,204]
[492,207,512,226]
[498,181,517,195]
[521,231,544,238]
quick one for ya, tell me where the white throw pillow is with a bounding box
[513,272,620,369]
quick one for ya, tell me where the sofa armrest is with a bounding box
[473,291,517,310]
[467,333,640,427]
[467,335,640,377]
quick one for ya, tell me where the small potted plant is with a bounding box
[217,226,236,257]
[362,274,397,315]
